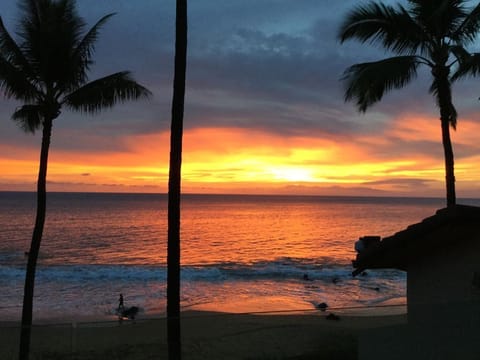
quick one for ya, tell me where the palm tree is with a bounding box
[0,1,151,359]
[167,0,187,359]
[338,0,480,207]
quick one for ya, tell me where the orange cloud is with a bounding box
[1,122,479,197]
[385,113,440,142]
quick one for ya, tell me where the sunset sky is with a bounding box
[1,0,480,198]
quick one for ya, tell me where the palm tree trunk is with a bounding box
[19,118,53,360]
[434,66,456,208]
[441,118,456,207]
[167,0,187,359]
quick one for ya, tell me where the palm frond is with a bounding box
[449,45,470,67]
[449,103,458,129]
[451,2,480,44]
[18,0,86,87]
[0,16,35,80]
[66,13,115,90]
[0,55,40,101]
[73,13,114,70]
[17,0,43,45]
[451,52,480,80]
[63,71,152,114]
[410,0,467,38]
[18,0,42,24]
[436,0,468,36]
[338,2,425,54]
[12,104,43,133]
[342,56,420,112]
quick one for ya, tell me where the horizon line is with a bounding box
[0,189,463,201]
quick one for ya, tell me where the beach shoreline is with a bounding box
[1,290,407,324]
[0,308,407,359]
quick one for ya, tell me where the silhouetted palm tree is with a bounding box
[0,1,151,359]
[167,0,187,359]
[339,0,480,207]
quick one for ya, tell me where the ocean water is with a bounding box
[1,192,477,321]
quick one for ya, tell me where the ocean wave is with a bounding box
[0,258,406,284]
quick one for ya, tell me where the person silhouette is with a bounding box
[118,293,124,312]
[117,293,125,323]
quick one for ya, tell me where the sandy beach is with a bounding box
[0,308,406,360]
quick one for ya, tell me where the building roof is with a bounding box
[352,204,480,276]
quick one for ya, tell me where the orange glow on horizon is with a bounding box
[1,118,480,197]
